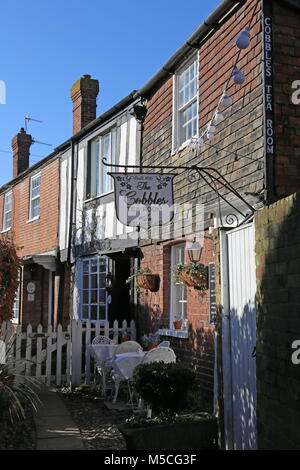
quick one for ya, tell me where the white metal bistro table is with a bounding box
[111,351,146,403]
[87,343,118,396]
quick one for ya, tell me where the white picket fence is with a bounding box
[0,319,136,387]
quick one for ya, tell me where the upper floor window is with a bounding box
[173,57,198,150]
[3,190,12,231]
[29,173,41,220]
[86,129,117,199]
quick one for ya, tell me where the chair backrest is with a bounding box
[158,340,170,348]
[114,340,142,355]
[142,346,176,364]
[92,335,111,345]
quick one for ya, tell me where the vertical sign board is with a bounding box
[263,0,275,201]
[209,263,217,325]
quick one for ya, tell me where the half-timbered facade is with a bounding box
[58,76,142,326]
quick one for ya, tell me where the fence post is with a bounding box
[71,320,82,388]
[25,324,32,377]
[130,320,136,340]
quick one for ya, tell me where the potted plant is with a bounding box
[172,262,208,290]
[141,332,160,350]
[121,328,131,342]
[126,267,160,293]
[117,362,217,450]
[173,317,182,330]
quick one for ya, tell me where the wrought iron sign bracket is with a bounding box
[102,158,256,228]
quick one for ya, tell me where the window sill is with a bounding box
[171,138,197,156]
[158,328,189,339]
[26,216,40,224]
[84,191,114,204]
[1,227,11,234]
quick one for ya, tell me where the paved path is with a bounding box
[34,386,85,450]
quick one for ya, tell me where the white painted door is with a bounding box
[221,223,257,450]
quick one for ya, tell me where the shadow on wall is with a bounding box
[255,192,300,450]
[136,300,215,411]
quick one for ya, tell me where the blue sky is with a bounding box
[0,0,220,186]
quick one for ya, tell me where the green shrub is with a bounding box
[132,362,197,414]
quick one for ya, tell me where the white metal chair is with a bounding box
[142,346,176,364]
[158,340,170,348]
[110,340,142,404]
[91,335,112,395]
[113,340,142,355]
[92,335,111,344]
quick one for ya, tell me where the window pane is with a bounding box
[82,306,89,319]
[83,261,89,273]
[91,306,98,320]
[83,275,89,289]
[90,290,97,304]
[99,290,106,303]
[91,274,98,289]
[31,198,40,218]
[99,258,106,272]
[99,275,106,288]
[83,290,89,304]
[98,306,106,320]
[91,259,98,272]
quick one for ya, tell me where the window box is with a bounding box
[158,328,188,339]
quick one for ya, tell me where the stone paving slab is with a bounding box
[35,386,85,450]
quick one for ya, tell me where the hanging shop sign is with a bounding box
[109,172,176,229]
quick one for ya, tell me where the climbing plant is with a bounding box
[0,237,20,324]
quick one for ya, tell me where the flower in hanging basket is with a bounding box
[172,262,208,290]
[126,267,160,292]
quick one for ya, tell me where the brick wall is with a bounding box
[0,158,59,257]
[273,1,300,197]
[143,0,264,212]
[138,0,263,408]
[255,192,300,449]
[138,232,215,402]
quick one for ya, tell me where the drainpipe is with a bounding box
[67,138,75,265]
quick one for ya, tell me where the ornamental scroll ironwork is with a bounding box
[102,158,256,229]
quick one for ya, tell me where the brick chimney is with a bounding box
[12,128,33,178]
[70,74,99,135]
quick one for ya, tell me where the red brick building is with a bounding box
[130,0,300,449]
[0,130,60,328]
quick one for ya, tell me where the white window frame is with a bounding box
[170,243,187,328]
[172,55,199,152]
[2,190,12,232]
[88,128,117,199]
[80,256,108,322]
[29,173,41,221]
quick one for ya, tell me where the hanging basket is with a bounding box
[179,266,208,290]
[136,274,160,292]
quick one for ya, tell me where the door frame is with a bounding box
[220,222,257,450]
